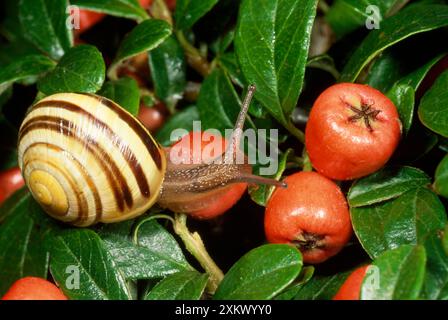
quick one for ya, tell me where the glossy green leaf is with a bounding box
[155,105,200,147]
[435,154,448,198]
[0,55,55,94]
[174,0,219,30]
[418,70,448,137]
[197,69,241,131]
[214,244,302,300]
[70,0,149,21]
[326,0,409,39]
[38,45,105,94]
[293,271,351,300]
[211,29,235,55]
[351,188,447,258]
[248,149,293,207]
[384,54,443,134]
[392,54,444,90]
[99,77,140,116]
[1,0,24,42]
[235,0,318,124]
[145,271,208,300]
[365,51,404,93]
[219,52,245,88]
[387,84,414,136]
[102,220,190,280]
[19,0,73,60]
[0,188,29,224]
[112,19,172,67]
[421,226,448,299]
[348,166,431,207]
[361,245,426,300]
[274,266,315,300]
[340,5,448,82]
[149,36,186,110]
[0,196,50,296]
[307,54,340,79]
[49,229,130,300]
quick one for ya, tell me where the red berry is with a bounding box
[77,10,105,34]
[333,265,370,300]
[138,103,168,133]
[0,167,25,206]
[2,277,67,300]
[265,171,352,264]
[305,83,401,180]
[169,131,247,219]
[165,0,176,10]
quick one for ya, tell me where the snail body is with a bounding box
[18,86,284,226]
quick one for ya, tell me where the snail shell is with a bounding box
[18,93,166,227]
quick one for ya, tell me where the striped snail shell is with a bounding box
[18,93,166,227]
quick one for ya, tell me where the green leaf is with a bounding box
[49,229,130,300]
[365,51,405,93]
[149,36,186,110]
[326,0,409,39]
[274,266,315,300]
[340,4,448,82]
[293,271,351,300]
[1,0,24,42]
[155,105,200,147]
[248,149,293,207]
[307,54,340,79]
[387,84,414,136]
[174,0,220,30]
[38,45,105,95]
[235,0,318,124]
[19,0,73,60]
[111,19,172,71]
[145,271,208,300]
[0,188,29,224]
[418,70,448,137]
[102,220,190,280]
[348,166,431,207]
[197,69,241,131]
[99,77,140,116]
[435,154,448,198]
[219,52,246,88]
[392,54,444,90]
[385,54,444,130]
[211,29,235,55]
[0,197,50,296]
[214,244,302,300]
[351,188,447,258]
[70,0,149,21]
[386,53,442,134]
[421,226,448,299]
[0,55,55,95]
[361,245,426,300]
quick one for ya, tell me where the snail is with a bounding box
[18,85,285,226]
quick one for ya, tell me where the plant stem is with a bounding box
[176,31,212,77]
[318,0,330,14]
[284,121,305,143]
[173,213,224,294]
[151,0,173,25]
[302,149,313,172]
